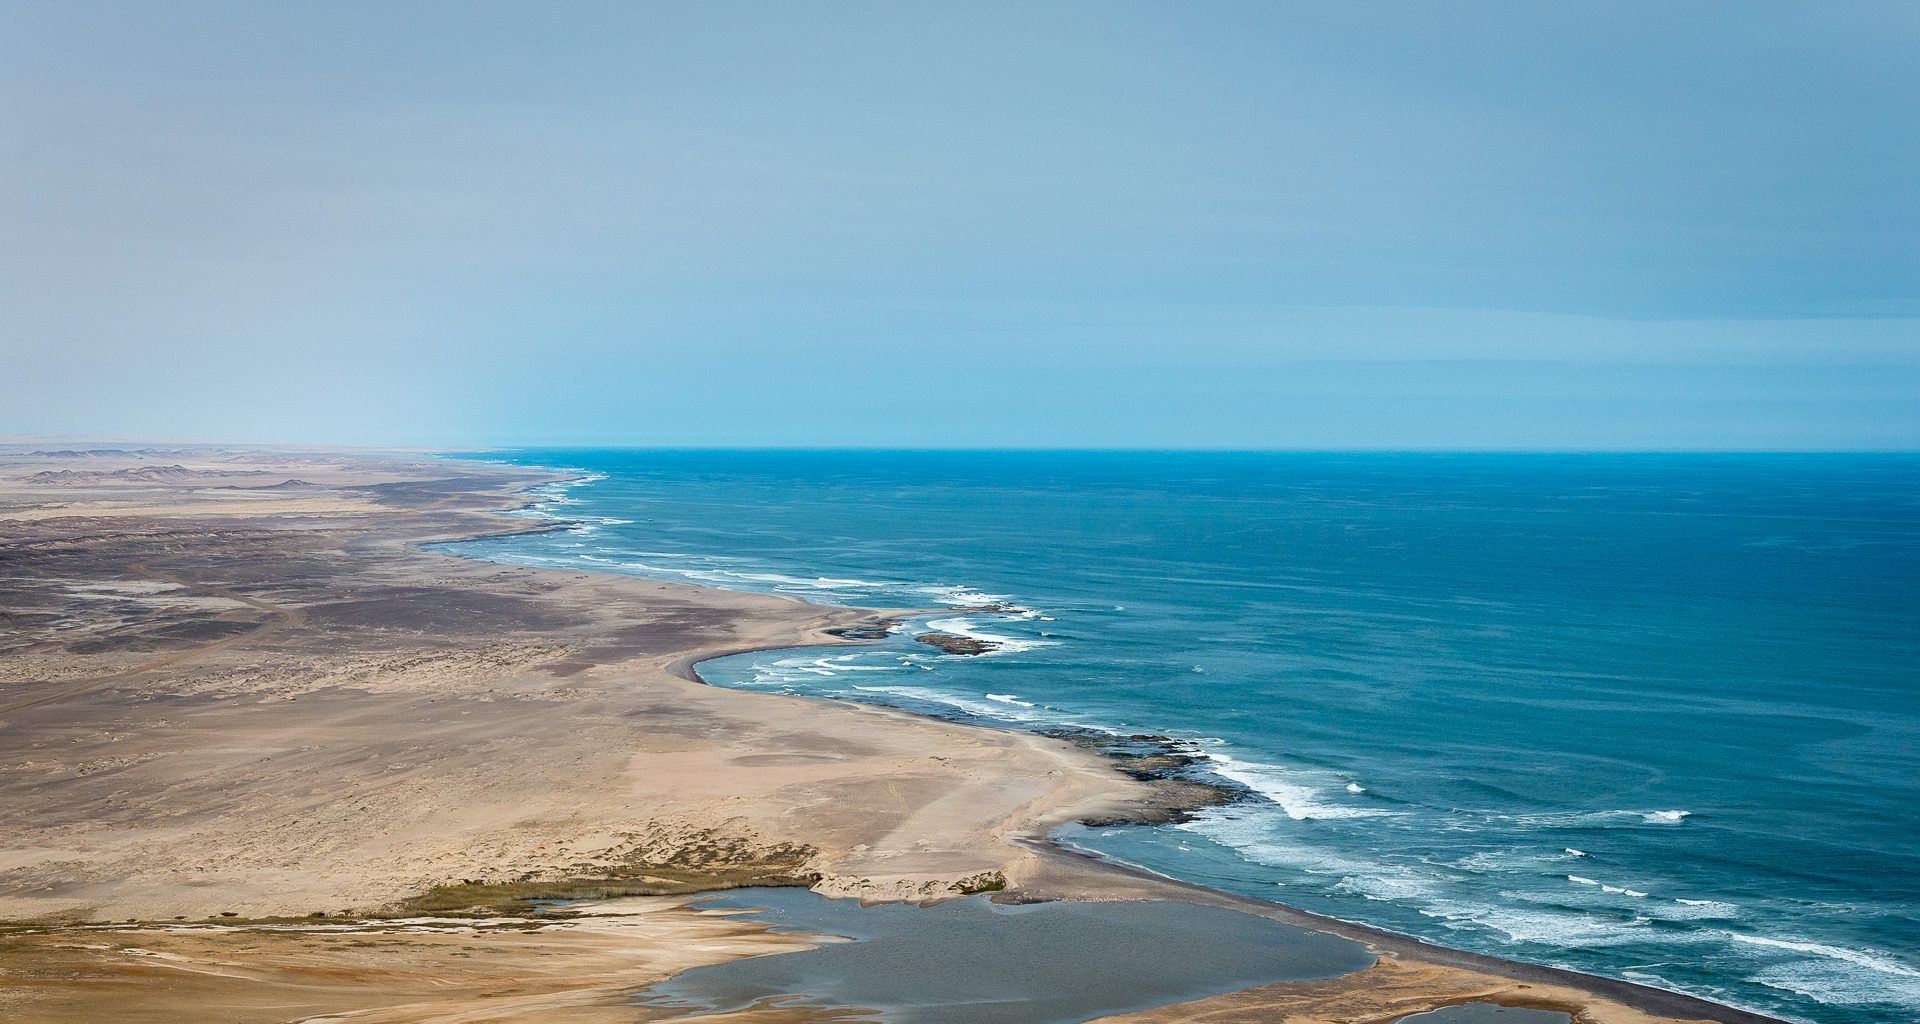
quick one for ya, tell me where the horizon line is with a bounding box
[8,434,1920,456]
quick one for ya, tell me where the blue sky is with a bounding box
[3,2,1915,448]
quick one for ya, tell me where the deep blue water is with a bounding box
[445,450,1919,1024]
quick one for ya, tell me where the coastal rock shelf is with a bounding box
[913,631,998,656]
[1039,727,1245,826]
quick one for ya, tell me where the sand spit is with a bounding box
[0,444,1774,1023]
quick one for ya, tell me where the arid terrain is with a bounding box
[0,444,1772,1024]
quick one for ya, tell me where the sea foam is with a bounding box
[1196,749,1393,821]
[921,616,1058,654]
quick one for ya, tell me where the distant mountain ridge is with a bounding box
[25,464,275,485]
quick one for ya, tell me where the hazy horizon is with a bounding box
[16,436,1920,456]
[5,2,1916,449]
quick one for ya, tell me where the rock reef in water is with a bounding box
[915,632,997,656]
[953,601,1027,614]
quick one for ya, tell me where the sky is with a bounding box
[3,1,1916,449]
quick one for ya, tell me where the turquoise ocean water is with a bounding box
[444,450,1918,1024]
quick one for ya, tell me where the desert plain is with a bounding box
[0,444,1776,1024]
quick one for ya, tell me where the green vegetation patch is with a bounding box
[399,832,821,916]
[952,870,1007,895]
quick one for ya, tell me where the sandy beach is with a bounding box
[0,444,1780,1024]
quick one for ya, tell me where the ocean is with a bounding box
[442,449,1919,1024]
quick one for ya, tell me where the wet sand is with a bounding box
[0,443,1779,1024]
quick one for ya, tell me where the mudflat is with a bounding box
[0,444,1771,1024]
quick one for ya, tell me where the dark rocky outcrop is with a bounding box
[1038,726,1246,826]
[914,631,997,656]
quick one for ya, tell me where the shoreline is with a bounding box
[0,442,1784,1024]
[464,452,1788,1024]
[1028,835,1788,1024]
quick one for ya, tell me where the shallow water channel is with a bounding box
[632,887,1375,1023]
